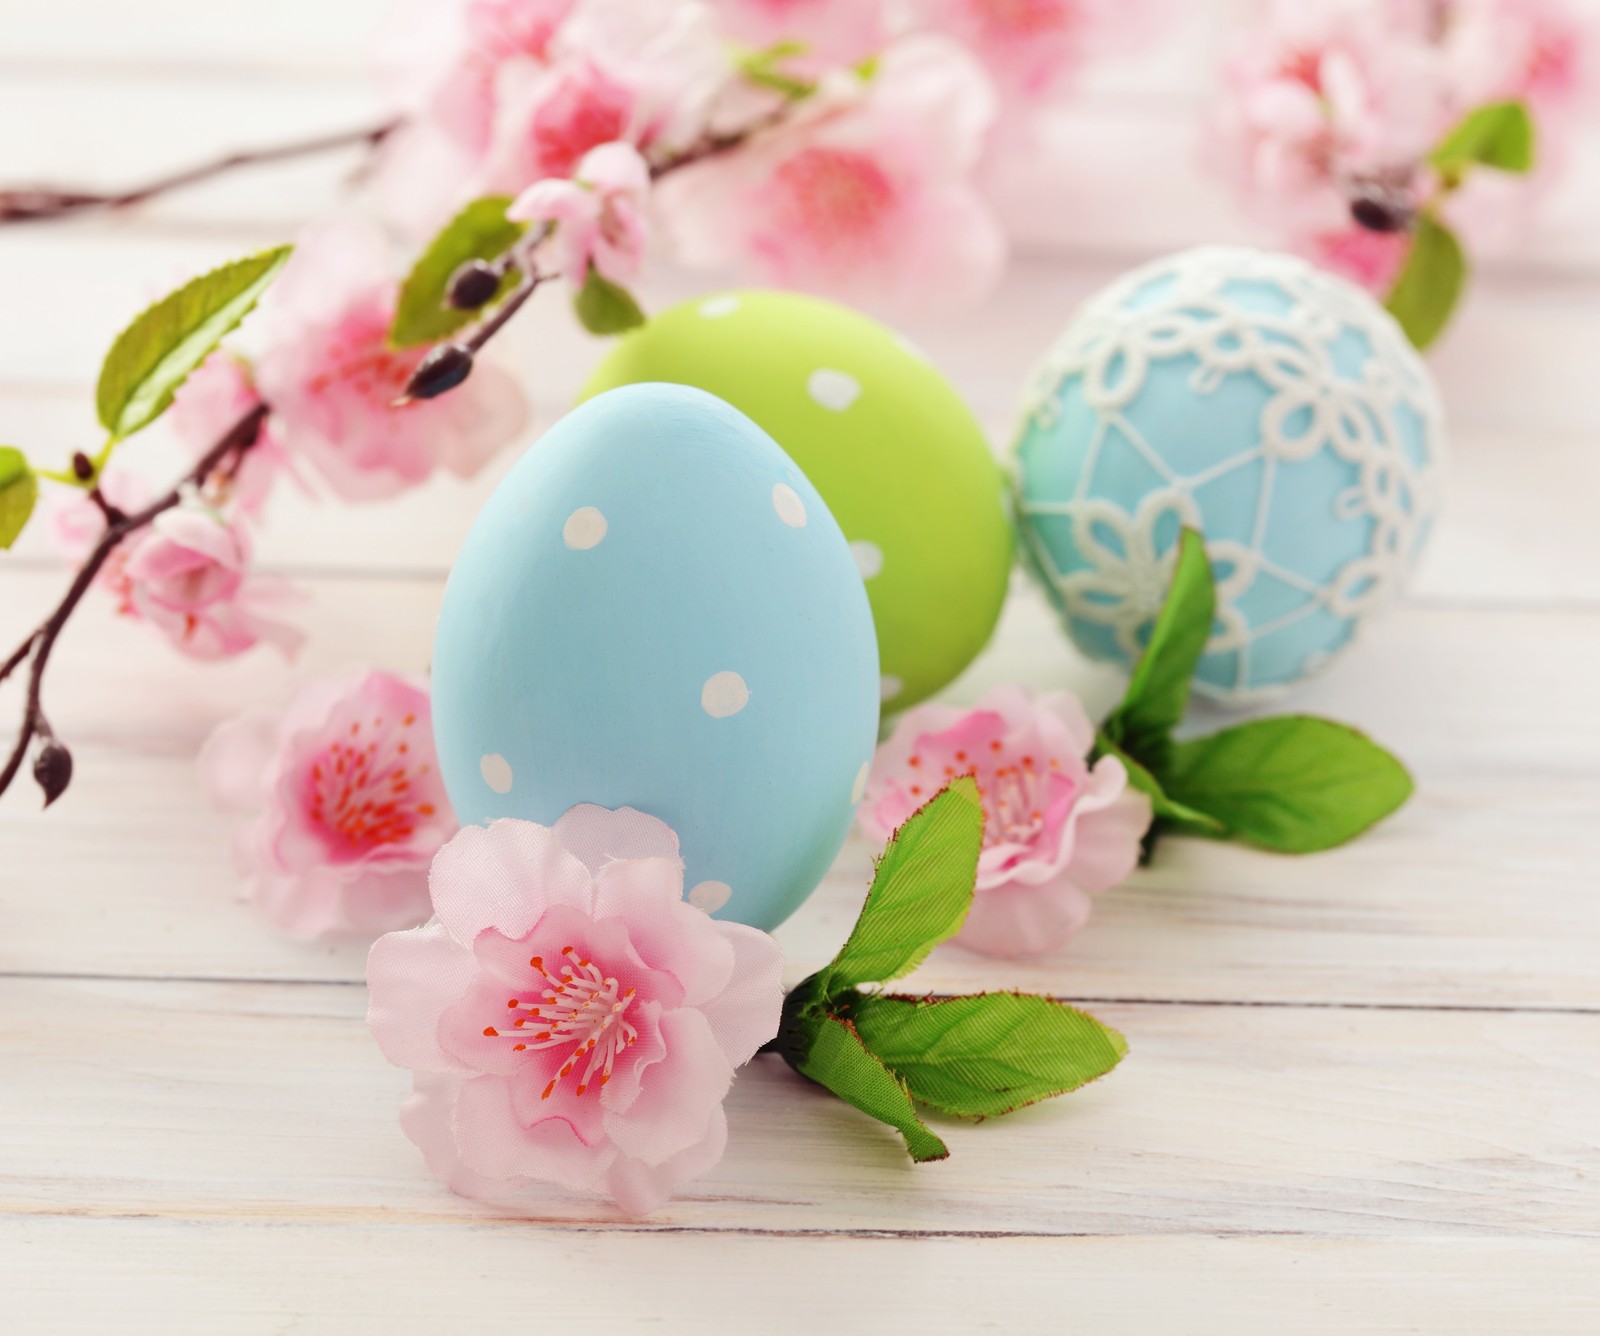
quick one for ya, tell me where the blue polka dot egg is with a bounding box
[431,383,880,931]
[1012,246,1446,703]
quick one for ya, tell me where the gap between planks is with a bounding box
[1,969,1596,1017]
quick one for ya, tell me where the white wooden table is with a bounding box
[3,3,1599,1330]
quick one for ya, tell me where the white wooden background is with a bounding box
[3,2,1599,1331]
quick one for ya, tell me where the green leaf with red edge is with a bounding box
[792,1012,948,1162]
[851,992,1127,1118]
[815,776,984,994]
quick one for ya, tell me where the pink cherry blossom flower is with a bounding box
[200,670,455,938]
[113,501,302,661]
[254,222,528,501]
[908,0,1143,105]
[706,0,892,71]
[168,351,298,517]
[507,140,651,283]
[1207,5,1443,244]
[367,808,784,1216]
[658,34,1004,311]
[859,685,1151,959]
[478,0,727,193]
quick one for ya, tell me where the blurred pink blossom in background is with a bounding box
[658,35,1005,310]
[1207,0,1593,289]
[169,352,299,518]
[201,670,456,938]
[255,223,528,500]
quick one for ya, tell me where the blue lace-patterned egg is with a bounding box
[1012,246,1447,704]
[431,384,880,931]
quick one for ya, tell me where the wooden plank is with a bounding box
[1,978,1596,1237]
[3,571,1598,1007]
[5,1223,1598,1335]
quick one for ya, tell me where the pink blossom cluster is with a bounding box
[376,0,1151,311]
[1207,0,1593,290]
[59,223,528,663]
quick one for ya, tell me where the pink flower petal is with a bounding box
[367,919,478,1073]
[198,709,281,812]
[552,804,682,875]
[451,1073,613,1192]
[699,922,785,1067]
[606,1103,728,1217]
[428,819,595,945]
[603,1007,732,1167]
[955,873,1094,959]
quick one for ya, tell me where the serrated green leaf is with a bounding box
[572,267,646,336]
[1385,214,1467,351]
[1096,733,1226,834]
[1101,527,1214,763]
[793,1013,948,1162]
[1160,715,1413,853]
[95,245,291,443]
[0,446,38,549]
[391,196,524,347]
[1430,100,1536,176]
[852,992,1127,1118]
[818,776,985,993]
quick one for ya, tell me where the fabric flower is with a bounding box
[507,140,652,282]
[657,34,1004,312]
[116,501,302,661]
[859,685,1151,959]
[168,351,298,517]
[200,670,455,938]
[254,221,529,501]
[367,807,784,1216]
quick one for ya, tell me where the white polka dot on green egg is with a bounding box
[583,290,1014,710]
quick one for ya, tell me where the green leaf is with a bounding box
[391,196,524,347]
[793,1013,948,1162]
[852,992,1127,1119]
[1160,715,1414,853]
[1385,213,1467,351]
[95,245,291,443]
[572,266,646,336]
[0,446,39,549]
[1096,733,1226,835]
[1101,527,1215,763]
[817,776,985,993]
[736,40,817,99]
[1430,100,1536,176]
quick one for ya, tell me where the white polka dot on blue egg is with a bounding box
[431,383,881,932]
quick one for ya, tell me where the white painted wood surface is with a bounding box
[2,3,1599,1331]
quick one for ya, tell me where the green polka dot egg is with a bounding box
[583,291,1013,710]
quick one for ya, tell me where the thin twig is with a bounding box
[0,404,268,801]
[0,120,401,227]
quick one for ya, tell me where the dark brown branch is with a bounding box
[0,120,401,227]
[0,403,268,802]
